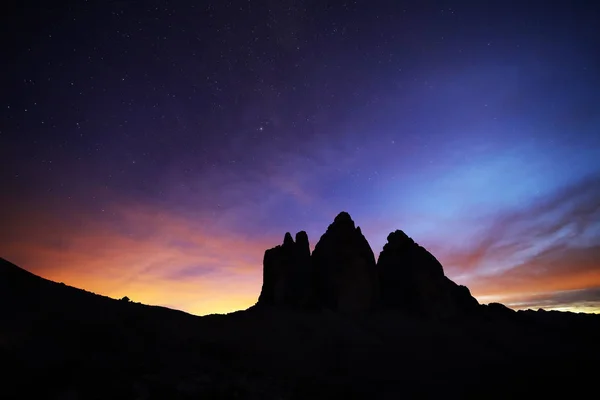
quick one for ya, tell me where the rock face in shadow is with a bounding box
[311,212,379,314]
[257,231,312,308]
[256,211,479,317]
[377,230,479,317]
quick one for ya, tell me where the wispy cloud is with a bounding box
[499,287,600,313]
[431,174,600,310]
[0,199,277,316]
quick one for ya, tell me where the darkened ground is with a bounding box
[2,257,599,399]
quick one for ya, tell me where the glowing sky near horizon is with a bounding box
[1,1,599,315]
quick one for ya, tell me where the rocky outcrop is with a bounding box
[257,231,312,308]
[377,230,479,317]
[311,212,379,314]
[256,212,480,317]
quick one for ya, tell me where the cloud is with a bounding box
[430,174,600,310]
[501,287,600,313]
[470,244,600,297]
[435,173,600,272]
[0,198,278,316]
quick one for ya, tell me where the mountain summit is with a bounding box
[256,212,479,317]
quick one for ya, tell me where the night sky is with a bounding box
[2,1,600,315]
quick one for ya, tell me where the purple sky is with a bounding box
[1,1,599,314]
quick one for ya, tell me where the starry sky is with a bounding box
[2,0,600,315]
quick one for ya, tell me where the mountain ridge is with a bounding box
[257,211,481,317]
[2,213,600,399]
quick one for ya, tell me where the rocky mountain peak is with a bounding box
[256,212,479,318]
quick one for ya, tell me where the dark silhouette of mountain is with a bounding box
[257,212,478,317]
[258,212,380,313]
[377,229,480,316]
[311,212,379,313]
[258,231,312,308]
[2,212,600,399]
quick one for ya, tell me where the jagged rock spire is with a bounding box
[256,212,480,318]
[257,231,312,308]
[311,212,379,314]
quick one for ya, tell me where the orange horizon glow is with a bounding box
[2,199,599,316]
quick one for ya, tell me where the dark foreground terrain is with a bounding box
[1,257,600,399]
